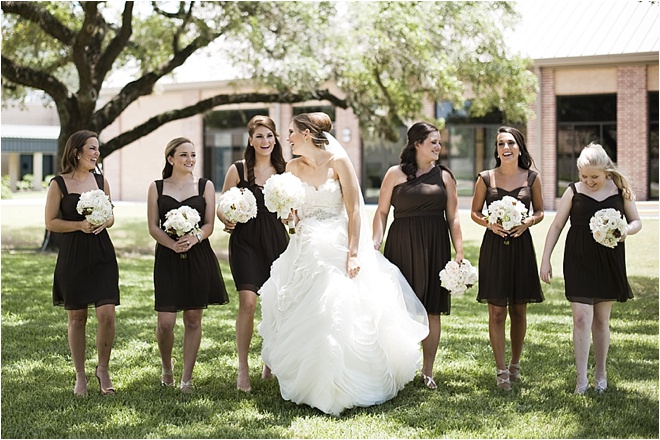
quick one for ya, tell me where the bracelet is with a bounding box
[530,217,535,227]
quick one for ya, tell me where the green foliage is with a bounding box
[1,175,13,199]
[1,202,658,438]
[2,1,538,153]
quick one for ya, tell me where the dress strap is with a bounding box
[234,161,247,185]
[93,173,105,191]
[197,177,208,196]
[155,179,164,197]
[479,170,492,188]
[526,170,538,187]
[568,182,577,194]
[53,175,68,195]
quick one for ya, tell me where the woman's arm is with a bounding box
[371,166,398,250]
[335,155,361,278]
[217,163,239,231]
[197,179,217,243]
[443,170,464,262]
[621,197,642,239]
[539,186,573,284]
[147,182,177,251]
[44,179,90,234]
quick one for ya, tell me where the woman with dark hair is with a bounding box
[45,130,119,396]
[216,115,289,392]
[147,137,228,392]
[258,112,428,415]
[373,121,464,390]
[470,126,544,391]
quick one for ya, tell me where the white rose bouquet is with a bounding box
[486,195,528,245]
[217,187,258,225]
[76,189,114,226]
[439,259,478,296]
[163,205,202,258]
[589,208,627,248]
[263,172,305,233]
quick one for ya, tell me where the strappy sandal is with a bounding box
[496,368,512,391]
[421,373,438,390]
[508,362,521,382]
[161,359,175,386]
[180,379,193,394]
[594,378,607,393]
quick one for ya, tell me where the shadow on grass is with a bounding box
[2,247,658,438]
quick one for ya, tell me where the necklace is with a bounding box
[70,171,88,185]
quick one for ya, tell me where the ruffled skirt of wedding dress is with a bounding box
[258,215,429,416]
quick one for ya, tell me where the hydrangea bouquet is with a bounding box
[76,189,114,226]
[486,195,528,245]
[217,187,258,225]
[589,208,627,248]
[163,205,202,258]
[263,172,305,233]
[439,259,479,296]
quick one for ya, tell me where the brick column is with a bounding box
[617,66,648,200]
[540,68,557,210]
[334,106,362,184]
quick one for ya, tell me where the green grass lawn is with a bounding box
[1,199,658,438]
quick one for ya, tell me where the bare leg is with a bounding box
[508,303,527,380]
[156,312,176,385]
[421,314,441,376]
[571,302,594,393]
[236,290,258,391]
[488,304,510,390]
[181,309,203,385]
[68,308,88,395]
[592,301,613,390]
[95,304,116,391]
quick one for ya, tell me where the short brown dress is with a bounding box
[563,183,632,304]
[153,178,229,312]
[52,174,120,310]
[228,161,289,293]
[383,166,452,315]
[475,169,544,307]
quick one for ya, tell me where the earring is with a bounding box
[77,156,81,160]
[304,138,307,144]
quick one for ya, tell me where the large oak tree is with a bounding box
[2,1,537,157]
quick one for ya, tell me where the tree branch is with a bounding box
[1,1,76,44]
[93,34,218,130]
[101,89,348,156]
[96,2,134,85]
[0,55,70,101]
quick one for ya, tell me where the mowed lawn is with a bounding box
[1,196,658,438]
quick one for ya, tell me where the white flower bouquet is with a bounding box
[76,189,114,226]
[439,259,478,296]
[163,205,202,258]
[263,172,305,233]
[217,187,258,224]
[589,208,627,248]
[486,195,528,245]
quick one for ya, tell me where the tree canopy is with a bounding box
[1,1,537,157]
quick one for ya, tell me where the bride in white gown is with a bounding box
[258,112,429,416]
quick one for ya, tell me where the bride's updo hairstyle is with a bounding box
[577,142,635,200]
[292,112,333,149]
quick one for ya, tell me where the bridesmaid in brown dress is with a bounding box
[147,137,228,393]
[373,122,464,390]
[45,130,119,396]
[470,126,544,391]
[217,116,289,392]
[540,143,641,394]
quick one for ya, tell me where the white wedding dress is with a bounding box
[258,178,429,416]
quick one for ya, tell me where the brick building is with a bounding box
[2,1,657,208]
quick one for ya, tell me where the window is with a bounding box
[203,108,268,185]
[556,94,617,196]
